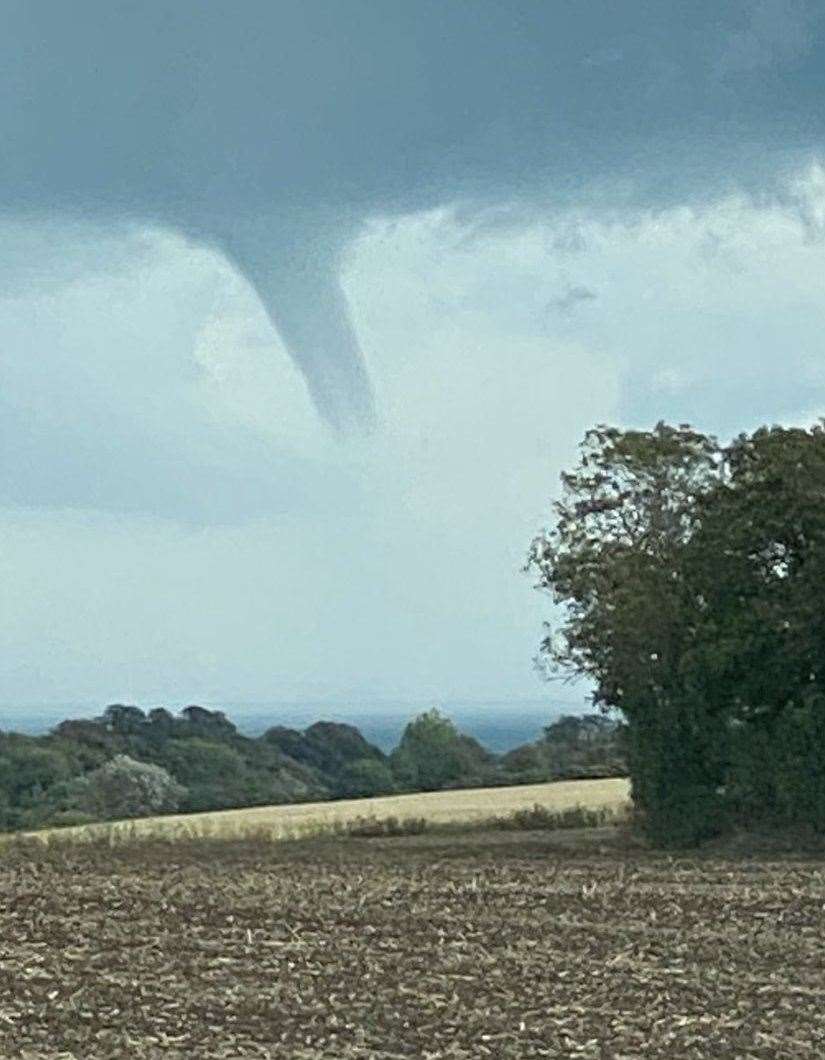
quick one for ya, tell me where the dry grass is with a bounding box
[2,826,825,1058]
[23,777,631,844]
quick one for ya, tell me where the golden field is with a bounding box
[26,776,631,843]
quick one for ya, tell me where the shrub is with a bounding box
[336,758,396,798]
[72,754,187,820]
[45,810,99,829]
[494,802,616,831]
[341,814,428,838]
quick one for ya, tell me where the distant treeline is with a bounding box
[0,704,626,832]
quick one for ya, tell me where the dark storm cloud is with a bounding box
[4,1,825,432]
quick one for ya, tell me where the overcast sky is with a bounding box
[3,2,825,713]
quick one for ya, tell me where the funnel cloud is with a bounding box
[214,220,376,433]
[7,1,825,708]
[4,1,825,429]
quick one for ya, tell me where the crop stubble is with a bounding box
[1,830,824,1058]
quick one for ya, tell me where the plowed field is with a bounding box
[2,828,824,1058]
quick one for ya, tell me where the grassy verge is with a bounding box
[326,801,629,839]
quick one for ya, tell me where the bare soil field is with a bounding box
[30,777,631,842]
[2,826,825,1058]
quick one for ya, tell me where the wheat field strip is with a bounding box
[23,777,631,843]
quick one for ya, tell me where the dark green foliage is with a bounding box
[145,708,176,742]
[452,733,497,784]
[178,705,237,739]
[157,739,249,812]
[262,720,393,798]
[500,742,548,776]
[527,422,725,845]
[724,719,778,822]
[1,700,585,833]
[262,725,318,766]
[499,712,628,785]
[304,721,387,779]
[0,706,418,832]
[98,704,149,736]
[725,697,825,833]
[624,699,727,848]
[0,740,72,802]
[772,696,825,830]
[390,709,496,792]
[543,713,627,776]
[0,735,79,829]
[528,418,825,847]
[237,738,327,805]
[42,810,100,829]
[53,719,119,757]
[336,757,397,798]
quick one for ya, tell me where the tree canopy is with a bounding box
[390,709,495,791]
[2,702,608,833]
[528,419,825,845]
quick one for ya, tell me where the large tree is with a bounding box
[527,422,727,844]
[528,419,825,845]
[390,709,493,792]
[686,423,825,827]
